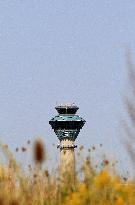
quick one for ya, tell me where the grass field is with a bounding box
[0,140,134,205]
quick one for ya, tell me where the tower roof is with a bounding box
[55,104,79,115]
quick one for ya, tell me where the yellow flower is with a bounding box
[113,179,122,192]
[94,170,111,188]
[63,183,89,205]
[78,183,87,193]
[123,184,134,196]
[115,197,124,205]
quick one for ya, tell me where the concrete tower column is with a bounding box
[60,139,75,182]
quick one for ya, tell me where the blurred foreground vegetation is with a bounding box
[0,140,134,205]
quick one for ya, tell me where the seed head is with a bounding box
[33,138,46,165]
[27,140,31,144]
[15,148,19,152]
[103,159,109,166]
[21,147,27,152]
[92,146,95,150]
[44,170,49,177]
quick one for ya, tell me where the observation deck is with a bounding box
[49,104,85,141]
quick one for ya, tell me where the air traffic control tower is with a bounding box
[49,104,85,182]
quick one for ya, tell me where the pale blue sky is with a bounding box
[0,1,135,174]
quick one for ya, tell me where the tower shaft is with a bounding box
[60,139,75,183]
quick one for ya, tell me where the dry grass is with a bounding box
[0,141,133,205]
[122,50,135,168]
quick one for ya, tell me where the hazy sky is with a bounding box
[0,1,135,174]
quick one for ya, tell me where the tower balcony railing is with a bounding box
[57,144,77,150]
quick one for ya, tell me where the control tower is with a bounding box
[49,104,85,182]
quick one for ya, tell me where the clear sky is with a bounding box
[0,1,135,175]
